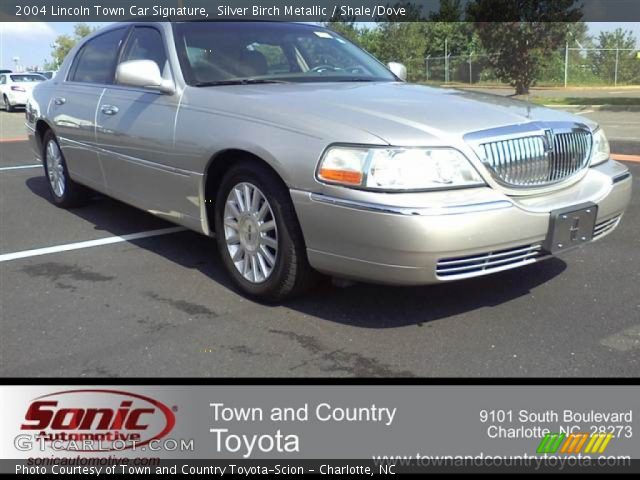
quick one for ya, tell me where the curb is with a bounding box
[543,104,640,112]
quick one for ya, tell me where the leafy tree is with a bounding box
[467,0,582,94]
[429,0,463,22]
[590,28,639,84]
[49,23,99,69]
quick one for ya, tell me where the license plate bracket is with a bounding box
[544,203,598,254]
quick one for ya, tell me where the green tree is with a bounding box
[368,3,430,81]
[467,0,582,94]
[49,23,99,69]
[325,4,431,81]
[590,28,638,84]
[430,0,463,22]
[537,22,591,85]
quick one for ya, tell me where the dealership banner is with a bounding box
[0,385,638,474]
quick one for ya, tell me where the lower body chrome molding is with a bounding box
[436,244,545,280]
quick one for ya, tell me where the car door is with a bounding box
[95,26,193,218]
[49,27,128,191]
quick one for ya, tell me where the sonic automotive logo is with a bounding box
[20,389,176,451]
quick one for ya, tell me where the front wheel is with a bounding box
[214,161,316,302]
[42,130,90,208]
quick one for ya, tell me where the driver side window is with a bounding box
[120,27,169,78]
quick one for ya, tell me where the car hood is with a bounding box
[203,82,597,146]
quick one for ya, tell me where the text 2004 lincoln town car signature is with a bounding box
[26,22,632,301]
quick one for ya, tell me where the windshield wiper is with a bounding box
[195,79,290,87]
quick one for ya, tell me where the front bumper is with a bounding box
[291,160,632,285]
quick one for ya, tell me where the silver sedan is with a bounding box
[26,22,632,301]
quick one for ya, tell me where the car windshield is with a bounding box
[10,74,45,82]
[173,22,396,85]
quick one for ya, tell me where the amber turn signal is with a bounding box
[318,168,363,186]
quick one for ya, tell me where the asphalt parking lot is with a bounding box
[0,109,639,377]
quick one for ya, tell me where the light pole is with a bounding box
[564,41,569,88]
[444,38,449,83]
[614,47,620,86]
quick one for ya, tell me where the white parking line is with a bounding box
[0,227,186,263]
[0,164,42,171]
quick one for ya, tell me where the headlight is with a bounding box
[590,128,610,166]
[317,146,484,191]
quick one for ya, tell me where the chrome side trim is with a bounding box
[58,136,198,177]
[24,122,36,133]
[436,244,546,280]
[308,192,513,216]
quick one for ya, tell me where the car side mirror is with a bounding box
[116,60,175,94]
[387,62,407,82]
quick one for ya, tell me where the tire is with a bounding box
[214,160,316,302]
[3,95,14,112]
[42,130,90,208]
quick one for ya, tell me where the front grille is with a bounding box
[478,130,592,188]
[593,215,621,239]
[436,244,543,280]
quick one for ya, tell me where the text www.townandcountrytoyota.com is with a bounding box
[372,454,632,470]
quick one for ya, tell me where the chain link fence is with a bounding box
[423,48,640,86]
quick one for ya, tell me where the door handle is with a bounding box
[100,105,119,116]
[53,97,66,105]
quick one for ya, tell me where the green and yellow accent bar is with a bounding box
[537,432,614,455]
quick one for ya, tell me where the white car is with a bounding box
[0,73,46,112]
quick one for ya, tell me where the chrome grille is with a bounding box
[436,244,543,280]
[478,129,592,188]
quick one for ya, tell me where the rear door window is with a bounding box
[69,28,127,84]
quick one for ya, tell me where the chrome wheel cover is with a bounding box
[46,140,65,197]
[223,182,278,283]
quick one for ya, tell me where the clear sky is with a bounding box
[1,21,639,70]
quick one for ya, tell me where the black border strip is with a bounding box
[1,378,639,385]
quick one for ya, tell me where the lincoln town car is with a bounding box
[26,22,632,301]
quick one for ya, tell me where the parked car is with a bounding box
[26,22,632,301]
[1,72,46,111]
[38,71,57,80]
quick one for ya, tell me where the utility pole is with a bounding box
[614,47,620,86]
[445,38,449,83]
[564,42,569,88]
